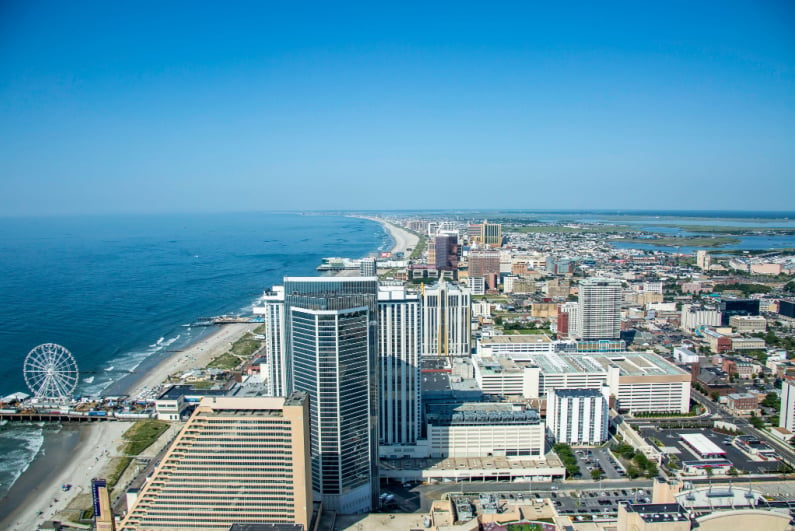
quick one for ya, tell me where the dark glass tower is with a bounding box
[284,277,378,514]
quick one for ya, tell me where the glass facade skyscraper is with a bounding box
[284,277,379,514]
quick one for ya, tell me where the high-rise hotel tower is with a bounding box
[421,280,471,357]
[377,284,421,446]
[119,393,313,531]
[283,276,379,514]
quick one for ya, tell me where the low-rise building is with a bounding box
[726,393,759,415]
[731,336,766,351]
[729,315,767,333]
[425,402,544,458]
[472,350,691,413]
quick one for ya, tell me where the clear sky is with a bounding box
[1,1,793,215]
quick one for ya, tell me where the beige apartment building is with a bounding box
[729,314,767,333]
[120,393,313,531]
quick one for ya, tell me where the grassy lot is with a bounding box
[619,236,740,247]
[207,351,244,370]
[108,420,169,489]
[230,333,262,358]
[123,420,170,456]
[510,225,634,234]
[409,234,426,260]
[473,295,510,303]
[672,224,795,235]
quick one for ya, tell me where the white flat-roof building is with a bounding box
[679,433,726,458]
[730,315,767,333]
[673,346,699,364]
[425,402,544,459]
[681,304,722,331]
[472,350,691,414]
[476,334,561,356]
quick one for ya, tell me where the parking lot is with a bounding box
[639,427,781,475]
[550,487,650,519]
[572,446,625,479]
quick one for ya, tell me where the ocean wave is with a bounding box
[77,329,194,397]
[0,425,44,498]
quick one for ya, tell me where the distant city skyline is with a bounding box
[1,2,793,215]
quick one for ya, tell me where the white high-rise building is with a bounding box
[378,285,421,446]
[547,387,610,445]
[467,276,485,295]
[577,278,622,340]
[261,286,286,397]
[559,301,580,339]
[780,379,795,433]
[421,281,471,357]
[696,250,711,270]
[680,304,722,331]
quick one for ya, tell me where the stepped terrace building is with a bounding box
[119,393,312,531]
[472,350,691,414]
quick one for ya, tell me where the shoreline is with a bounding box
[0,215,392,528]
[0,421,131,530]
[362,216,420,256]
[0,322,256,530]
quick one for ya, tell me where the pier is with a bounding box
[0,411,119,423]
[194,315,254,326]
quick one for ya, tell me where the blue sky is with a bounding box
[1,1,793,215]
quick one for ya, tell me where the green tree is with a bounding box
[591,468,603,480]
[749,412,765,429]
[626,466,640,479]
[762,392,781,410]
[728,466,739,476]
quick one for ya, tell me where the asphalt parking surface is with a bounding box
[640,427,781,475]
[572,446,626,479]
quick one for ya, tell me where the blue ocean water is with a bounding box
[0,212,389,499]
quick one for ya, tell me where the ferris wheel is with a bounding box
[23,343,79,401]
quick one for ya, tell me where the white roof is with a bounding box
[3,392,29,402]
[680,433,725,456]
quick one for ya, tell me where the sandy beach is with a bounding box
[0,421,131,530]
[0,321,256,530]
[367,216,420,255]
[127,322,258,399]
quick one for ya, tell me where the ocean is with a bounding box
[0,211,390,501]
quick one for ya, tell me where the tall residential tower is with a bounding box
[577,277,622,340]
